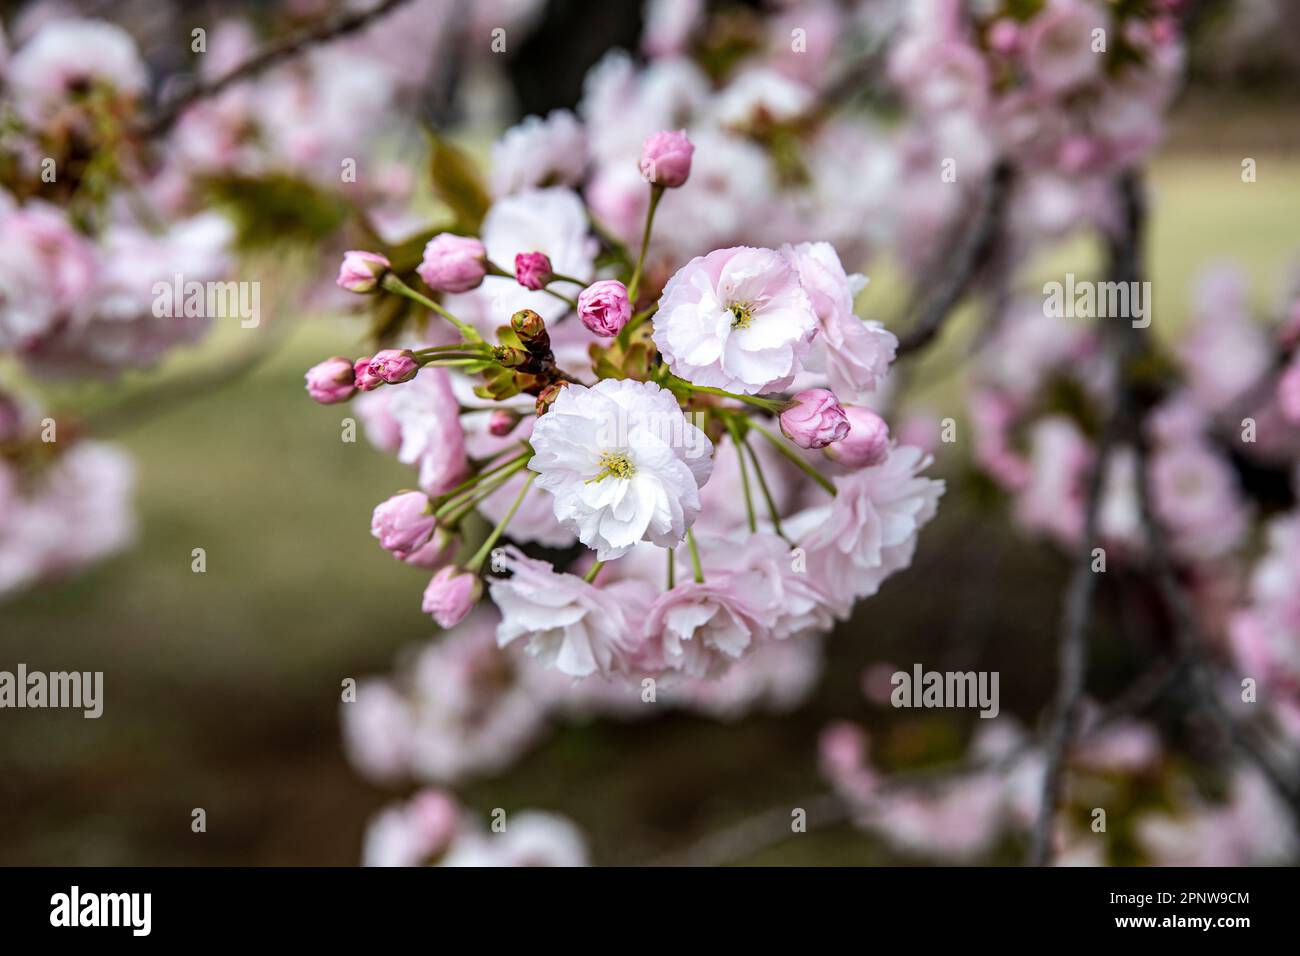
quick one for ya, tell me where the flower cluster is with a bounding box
[312,125,942,688]
[890,0,1185,179]
[342,609,823,788]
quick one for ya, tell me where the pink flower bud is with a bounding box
[353,356,384,391]
[577,279,632,337]
[488,408,519,437]
[639,129,694,188]
[368,348,420,384]
[780,388,850,449]
[421,566,483,628]
[987,19,1020,54]
[371,491,436,561]
[337,250,390,293]
[514,251,553,291]
[825,405,890,468]
[417,233,488,293]
[404,526,457,570]
[305,356,357,404]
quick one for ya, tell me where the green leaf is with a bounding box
[205,173,350,252]
[427,133,491,232]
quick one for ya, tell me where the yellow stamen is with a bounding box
[586,451,636,483]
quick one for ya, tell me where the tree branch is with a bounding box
[1026,168,1147,867]
[145,0,419,138]
[895,161,1013,357]
[1026,402,1121,866]
[649,655,1182,868]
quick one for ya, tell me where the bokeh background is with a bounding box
[2,0,1299,865]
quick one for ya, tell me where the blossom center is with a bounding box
[587,451,636,483]
[728,303,754,330]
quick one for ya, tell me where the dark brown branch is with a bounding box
[1099,169,1300,837]
[1026,168,1148,867]
[895,162,1013,356]
[145,0,419,138]
[1026,395,1122,866]
[1133,436,1300,826]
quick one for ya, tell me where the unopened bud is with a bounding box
[493,346,530,369]
[535,380,569,416]
[509,310,546,343]
[488,408,520,436]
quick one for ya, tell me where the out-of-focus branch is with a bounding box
[86,323,290,437]
[652,655,1184,867]
[1098,169,1300,837]
[1133,434,1300,831]
[1026,399,1124,867]
[1026,168,1149,867]
[895,162,1013,357]
[146,0,419,138]
[649,792,847,868]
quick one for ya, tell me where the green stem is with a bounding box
[742,434,786,540]
[686,529,704,584]
[435,455,531,520]
[751,421,837,497]
[467,473,536,572]
[382,273,483,343]
[616,304,658,350]
[437,449,531,503]
[584,561,605,584]
[542,287,578,309]
[726,418,757,534]
[667,547,675,589]
[414,343,489,356]
[549,272,587,287]
[423,353,488,364]
[627,184,664,303]
[666,376,785,413]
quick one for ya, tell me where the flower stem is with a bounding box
[414,343,489,356]
[438,449,531,502]
[725,418,757,534]
[667,376,785,413]
[549,272,587,288]
[666,547,675,589]
[617,304,658,349]
[466,472,535,572]
[542,287,578,309]
[627,184,664,303]
[381,273,483,343]
[686,529,704,584]
[584,561,604,584]
[742,434,786,540]
[422,356,492,367]
[750,421,837,496]
[435,455,532,520]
